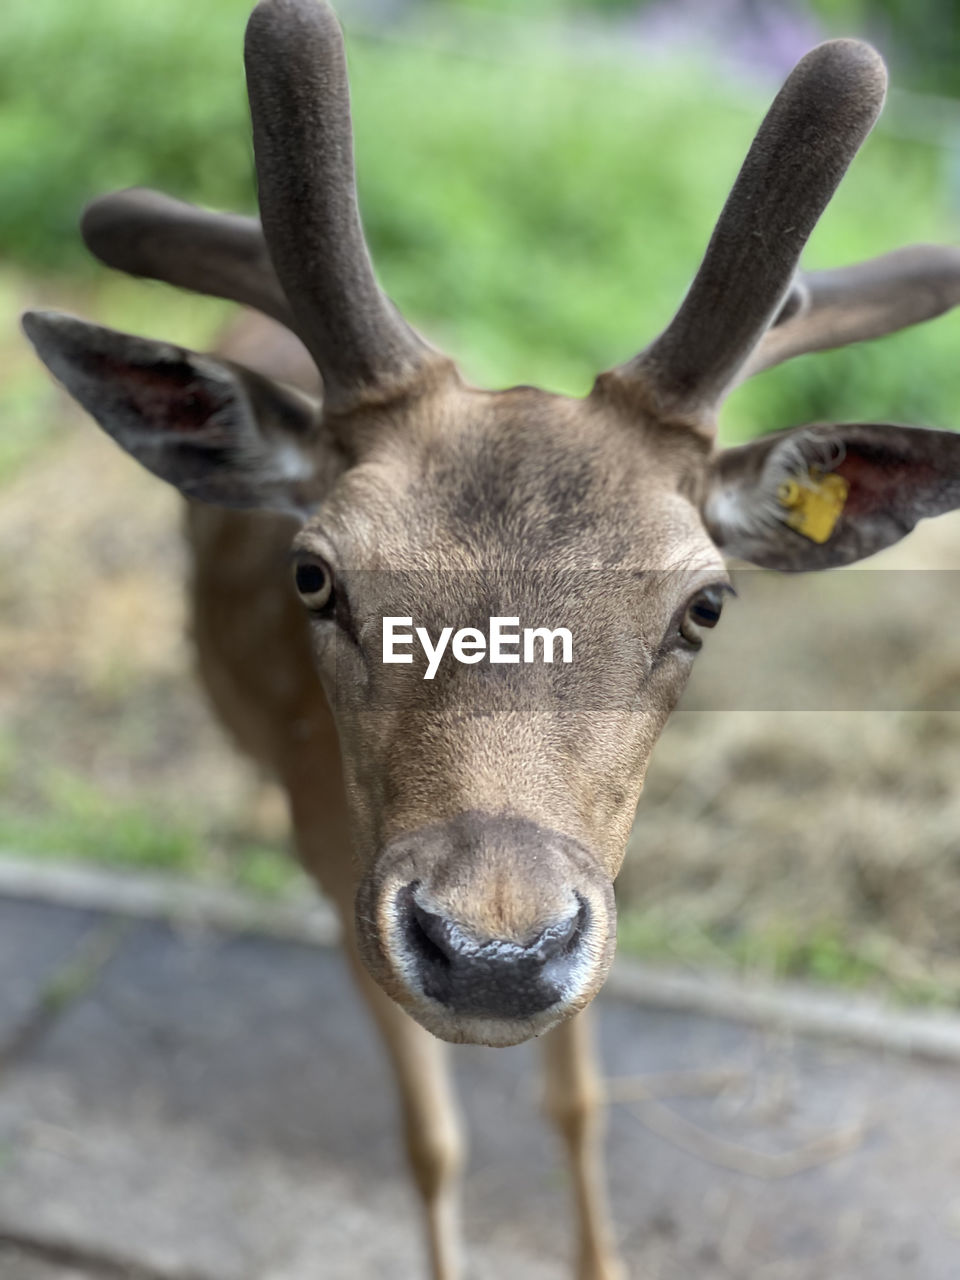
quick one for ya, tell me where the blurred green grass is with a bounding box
[617,907,960,1008]
[3,0,960,436]
[0,750,303,900]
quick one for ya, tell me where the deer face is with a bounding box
[291,387,725,1041]
[24,0,960,1046]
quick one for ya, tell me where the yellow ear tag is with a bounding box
[777,469,849,544]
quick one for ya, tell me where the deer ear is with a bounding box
[22,310,338,515]
[704,421,960,570]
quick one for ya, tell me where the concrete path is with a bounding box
[1,895,959,1279]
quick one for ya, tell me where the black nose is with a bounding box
[397,884,588,1019]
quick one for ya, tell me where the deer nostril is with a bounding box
[409,899,456,969]
[395,883,589,1019]
[527,900,585,962]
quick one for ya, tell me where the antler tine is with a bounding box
[81,188,296,331]
[737,243,960,382]
[616,39,887,428]
[244,0,438,413]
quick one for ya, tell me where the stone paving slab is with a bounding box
[0,899,105,1044]
[1,899,959,1278]
[0,1248,100,1280]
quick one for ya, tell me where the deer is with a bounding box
[21,2,960,1276]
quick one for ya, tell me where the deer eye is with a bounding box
[293,555,334,613]
[679,585,728,649]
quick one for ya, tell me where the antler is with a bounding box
[738,243,960,381]
[82,188,296,331]
[611,39,887,426]
[244,0,443,412]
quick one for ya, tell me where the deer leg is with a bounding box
[346,937,464,1280]
[284,749,465,1280]
[541,1010,624,1280]
[322,877,465,1280]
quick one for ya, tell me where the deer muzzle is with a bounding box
[355,811,617,1046]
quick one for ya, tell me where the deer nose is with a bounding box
[397,884,588,1019]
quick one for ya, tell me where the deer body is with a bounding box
[23,4,960,1275]
[184,318,624,1278]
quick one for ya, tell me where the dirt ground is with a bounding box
[4,273,960,1002]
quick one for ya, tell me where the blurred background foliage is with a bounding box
[4,0,960,995]
[3,0,960,434]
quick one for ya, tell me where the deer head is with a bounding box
[23,0,960,1047]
